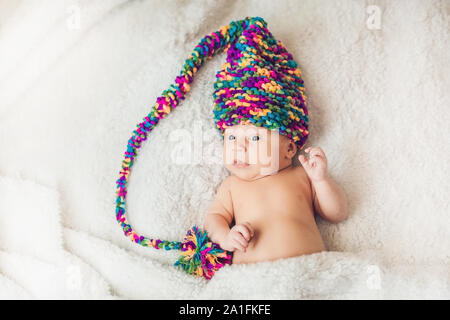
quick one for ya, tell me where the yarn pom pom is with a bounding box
[174,226,232,280]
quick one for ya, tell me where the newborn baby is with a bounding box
[114,17,347,279]
[204,124,348,264]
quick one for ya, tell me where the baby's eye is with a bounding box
[228,134,236,140]
[250,135,260,141]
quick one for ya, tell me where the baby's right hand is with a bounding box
[220,222,254,252]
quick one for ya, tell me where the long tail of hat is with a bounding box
[115,17,267,251]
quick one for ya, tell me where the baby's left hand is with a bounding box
[298,146,328,183]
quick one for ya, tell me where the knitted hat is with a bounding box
[212,17,309,148]
[115,16,309,280]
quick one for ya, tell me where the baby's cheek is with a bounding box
[222,146,234,165]
[256,149,276,167]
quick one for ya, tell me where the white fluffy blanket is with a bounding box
[0,0,448,299]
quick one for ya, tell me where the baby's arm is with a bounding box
[299,146,348,223]
[311,176,348,223]
[203,177,254,252]
[203,177,234,245]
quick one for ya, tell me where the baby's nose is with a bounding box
[236,138,248,151]
[236,143,247,152]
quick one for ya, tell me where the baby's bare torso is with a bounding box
[230,165,326,264]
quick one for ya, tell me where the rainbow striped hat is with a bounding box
[212,16,309,148]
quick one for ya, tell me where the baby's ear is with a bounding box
[285,140,297,159]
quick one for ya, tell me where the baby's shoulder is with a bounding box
[292,165,313,188]
[219,174,236,190]
[292,164,307,179]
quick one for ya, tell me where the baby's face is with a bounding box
[223,124,296,181]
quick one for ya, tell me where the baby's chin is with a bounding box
[225,163,270,181]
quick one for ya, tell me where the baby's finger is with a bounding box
[299,154,312,169]
[234,224,251,241]
[231,238,246,252]
[308,147,326,159]
[233,232,248,248]
[311,155,326,168]
[243,222,254,237]
[242,222,255,237]
[298,154,309,164]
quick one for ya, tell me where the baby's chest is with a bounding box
[231,178,311,219]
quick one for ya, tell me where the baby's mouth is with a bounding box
[233,159,250,168]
